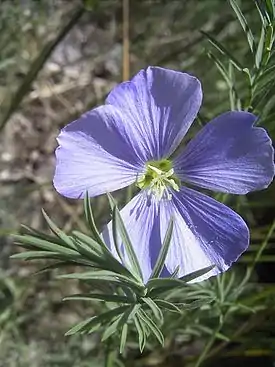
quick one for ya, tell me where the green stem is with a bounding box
[105,341,116,367]
[193,320,223,367]
[0,6,85,131]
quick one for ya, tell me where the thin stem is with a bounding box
[193,319,223,367]
[105,341,116,367]
[208,309,272,359]
[122,0,130,81]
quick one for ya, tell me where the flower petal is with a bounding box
[102,186,247,283]
[173,111,274,194]
[106,66,202,159]
[53,105,144,198]
[165,187,249,281]
[102,192,161,282]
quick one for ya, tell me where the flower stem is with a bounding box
[105,341,116,367]
[193,321,223,367]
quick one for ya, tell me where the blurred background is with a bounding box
[0,0,275,366]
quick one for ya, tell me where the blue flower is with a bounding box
[53,66,274,282]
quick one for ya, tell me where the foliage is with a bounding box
[0,0,275,366]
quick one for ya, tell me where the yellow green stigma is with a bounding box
[137,159,180,200]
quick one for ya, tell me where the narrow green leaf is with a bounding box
[154,299,181,313]
[255,25,266,68]
[147,266,214,294]
[65,316,96,335]
[150,218,174,279]
[201,30,244,71]
[223,271,236,298]
[102,304,140,342]
[141,297,163,323]
[12,235,79,256]
[120,324,128,354]
[72,231,107,256]
[112,204,126,265]
[147,278,186,292]
[113,206,143,281]
[255,0,270,25]
[134,315,147,352]
[84,192,106,246]
[170,265,180,278]
[34,261,75,274]
[175,298,213,310]
[207,52,232,87]
[72,231,134,277]
[58,269,126,280]
[72,239,109,268]
[86,306,129,335]
[229,0,255,52]
[101,315,123,341]
[63,293,130,304]
[197,325,230,341]
[21,224,68,246]
[58,270,144,294]
[165,287,214,302]
[41,209,76,249]
[255,63,275,87]
[118,304,140,349]
[12,249,91,267]
[228,62,237,110]
[262,24,274,65]
[65,305,128,335]
[137,309,164,346]
[179,265,215,283]
[11,251,60,259]
[252,79,275,111]
[266,0,275,19]
[106,192,117,211]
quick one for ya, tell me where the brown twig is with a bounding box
[122,0,130,81]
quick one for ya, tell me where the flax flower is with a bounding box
[54,67,274,282]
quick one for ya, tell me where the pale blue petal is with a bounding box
[54,105,143,198]
[166,187,249,281]
[159,195,219,282]
[107,66,202,159]
[102,192,161,282]
[102,186,248,283]
[174,111,274,194]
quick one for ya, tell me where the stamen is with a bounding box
[137,159,180,200]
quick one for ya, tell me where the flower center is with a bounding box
[137,159,180,200]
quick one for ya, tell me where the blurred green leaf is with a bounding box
[65,305,128,335]
[141,297,163,323]
[41,209,76,249]
[120,323,128,354]
[201,30,244,71]
[229,0,255,52]
[134,315,147,352]
[63,293,131,303]
[255,25,266,68]
[265,0,275,19]
[137,309,164,346]
[0,6,85,130]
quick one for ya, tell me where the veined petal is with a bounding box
[53,105,144,198]
[106,66,202,160]
[102,192,161,282]
[173,111,274,194]
[102,186,247,283]
[166,187,249,281]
